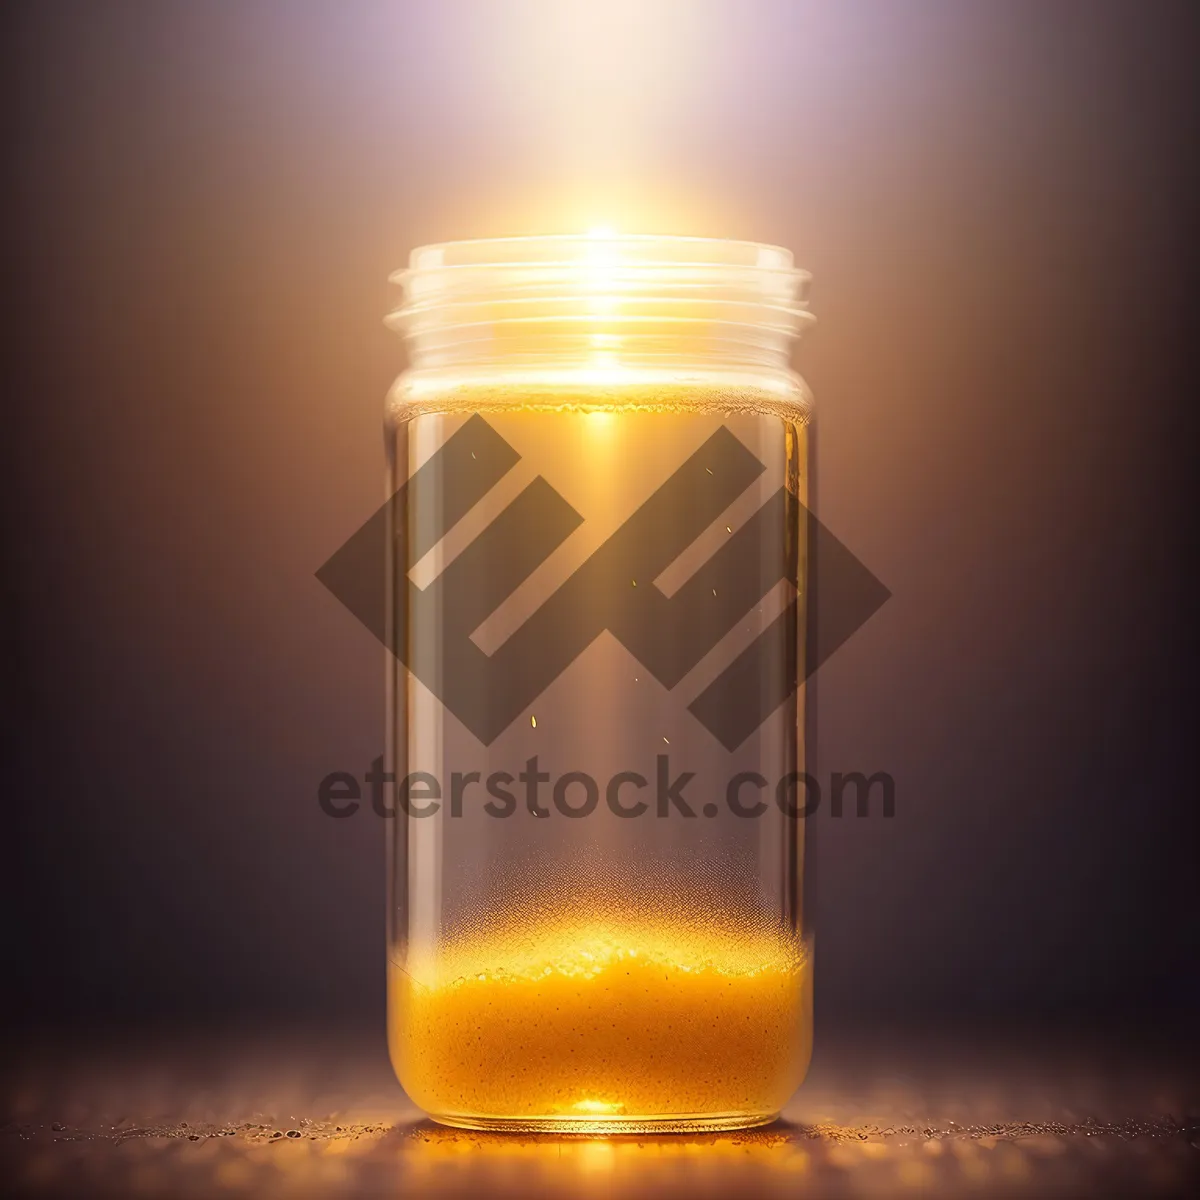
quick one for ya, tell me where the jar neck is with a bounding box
[388,234,813,378]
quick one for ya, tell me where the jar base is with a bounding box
[424,1110,781,1135]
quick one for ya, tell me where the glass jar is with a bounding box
[383,234,814,1132]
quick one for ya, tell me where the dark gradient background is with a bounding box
[2,0,1197,1042]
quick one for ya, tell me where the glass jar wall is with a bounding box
[384,235,814,1132]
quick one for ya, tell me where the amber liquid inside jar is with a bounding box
[384,237,814,1132]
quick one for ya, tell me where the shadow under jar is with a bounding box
[383,234,815,1132]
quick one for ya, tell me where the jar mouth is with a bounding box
[401,232,799,270]
[389,234,813,372]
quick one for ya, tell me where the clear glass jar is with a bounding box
[384,234,814,1132]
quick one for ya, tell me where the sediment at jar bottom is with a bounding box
[388,919,812,1128]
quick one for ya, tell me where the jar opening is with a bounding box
[389,234,813,374]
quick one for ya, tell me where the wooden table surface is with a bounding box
[3,1030,1198,1198]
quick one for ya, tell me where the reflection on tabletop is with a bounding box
[3,1031,1197,1198]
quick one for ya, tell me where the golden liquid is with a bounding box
[388,918,811,1132]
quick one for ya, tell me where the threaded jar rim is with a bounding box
[388,233,813,375]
